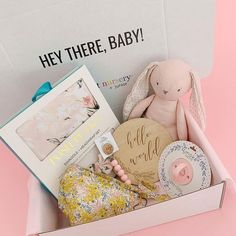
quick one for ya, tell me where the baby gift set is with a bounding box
[0,1,233,236]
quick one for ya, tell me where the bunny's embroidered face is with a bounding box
[149,60,192,101]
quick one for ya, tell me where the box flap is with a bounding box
[0,0,215,123]
[186,111,236,190]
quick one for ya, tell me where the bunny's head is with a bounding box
[123,59,206,130]
[149,60,192,101]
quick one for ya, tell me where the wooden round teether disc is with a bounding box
[113,118,172,184]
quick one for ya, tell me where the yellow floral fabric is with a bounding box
[58,164,169,226]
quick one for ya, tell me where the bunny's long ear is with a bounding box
[189,71,206,131]
[123,62,159,121]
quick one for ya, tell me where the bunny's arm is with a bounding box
[176,101,188,140]
[128,95,155,119]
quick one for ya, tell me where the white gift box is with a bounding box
[26,112,233,236]
[1,0,233,236]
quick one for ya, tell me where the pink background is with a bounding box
[1,1,236,235]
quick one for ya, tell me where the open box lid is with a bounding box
[0,0,215,125]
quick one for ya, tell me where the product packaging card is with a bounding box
[0,65,119,198]
[0,0,215,124]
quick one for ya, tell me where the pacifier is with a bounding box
[158,141,211,198]
[170,158,193,185]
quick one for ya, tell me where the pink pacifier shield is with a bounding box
[170,158,193,185]
[158,141,211,198]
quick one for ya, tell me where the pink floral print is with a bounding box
[16,79,99,161]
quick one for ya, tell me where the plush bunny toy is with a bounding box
[123,59,206,141]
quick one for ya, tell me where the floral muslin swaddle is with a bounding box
[16,79,99,161]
